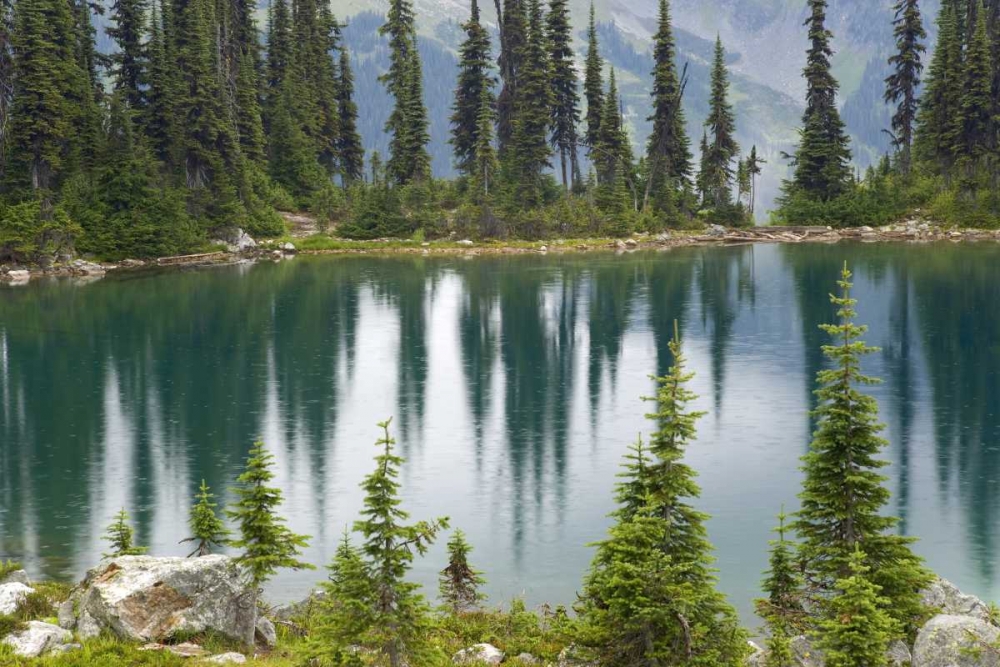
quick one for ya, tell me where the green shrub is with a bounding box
[14,591,55,621]
[309,183,346,233]
[0,199,82,263]
[0,561,23,581]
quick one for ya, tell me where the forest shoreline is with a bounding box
[3,218,1000,283]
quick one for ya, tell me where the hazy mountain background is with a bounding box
[330,0,943,217]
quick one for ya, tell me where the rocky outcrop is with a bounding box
[453,643,504,665]
[70,260,106,277]
[3,621,75,658]
[2,269,30,284]
[921,577,992,622]
[271,590,327,622]
[58,555,257,645]
[0,582,34,615]
[0,570,30,586]
[912,614,1000,667]
[204,653,248,664]
[255,616,276,647]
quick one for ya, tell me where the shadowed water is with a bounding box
[1,243,999,623]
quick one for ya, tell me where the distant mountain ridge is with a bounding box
[332,0,942,215]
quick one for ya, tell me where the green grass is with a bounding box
[270,233,645,254]
[0,561,23,582]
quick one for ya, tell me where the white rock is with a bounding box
[204,653,248,664]
[453,643,505,665]
[3,621,73,658]
[0,582,34,615]
[707,224,727,237]
[457,239,474,247]
[539,245,548,252]
[745,640,765,666]
[912,614,1000,667]
[281,242,296,253]
[887,639,912,666]
[58,555,257,645]
[71,260,106,277]
[4,270,30,283]
[0,570,30,586]
[921,577,992,622]
[515,653,540,664]
[255,615,276,646]
[140,642,208,658]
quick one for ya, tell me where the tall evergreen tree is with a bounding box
[471,85,500,200]
[576,324,748,666]
[546,0,581,190]
[644,0,692,214]
[3,0,85,201]
[583,3,604,154]
[143,0,175,163]
[496,0,527,153]
[701,36,739,209]
[884,0,926,174]
[791,266,931,634]
[354,420,449,667]
[756,511,804,667]
[336,42,365,183]
[746,145,765,216]
[594,69,633,212]
[228,0,265,162]
[915,0,963,176]
[505,0,552,210]
[957,0,993,184]
[786,0,852,201]
[450,0,495,178]
[0,0,12,160]
[227,442,314,591]
[380,0,430,184]
[106,0,148,112]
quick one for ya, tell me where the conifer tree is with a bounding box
[701,37,739,209]
[450,0,495,178]
[577,324,748,666]
[814,549,897,667]
[785,0,852,201]
[144,0,176,164]
[546,0,581,190]
[0,0,12,158]
[505,0,553,210]
[381,0,430,184]
[354,420,449,667]
[103,509,148,557]
[106,0,148,112]
[496,0,527,153]
[756,511,803,667]
[746,145,765,215]
[439,529,486,614]
[610,436,651,522]
[313,532,376,659]
[957,0,993,184]
[471,85,500,200]
[915,0,963,176]
[583,3,604,154]
[228,0,265,163]
[227,442,314,591]
[594,70,632,212]
[791,266,931,635]
[645,0,692,214]
[4,0,87,200]
[336,41,365,183]
[182,480,230,557]
[884,0,926,174]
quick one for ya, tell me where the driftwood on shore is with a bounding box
[156,251,229,266]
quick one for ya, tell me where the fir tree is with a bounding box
[701,36,739,209]
[227,441,314,591]
[381,0,430,184]
[103,509,148,558]
[915,0,963,176]
[884,0,926,174]
[957,0,993,184]
[746,145,765,216]
[439,529,486,614]
[814,549,897,667]
[546,0,581,190]
[4,0,87,200]
[336,41,365,183]
[354,420,449,667]
[471,85,500,201]
[182,480,230,557]
[644,0,692,214]
[610,436,651,522]
[505,0,553,210]
[106,0,148,112]
[143,0,176,164]
[313,531,376,660]
[577,323,749,666]
[594,69,632,212]
[450,0,495,178]
[0,0,12,158]
[228,0,265,163]
[785,0,852,201]
[756,511,804,667]
[791,265,931,635]
[496,0,527,153]
[583,3,604,154]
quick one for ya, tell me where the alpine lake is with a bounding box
[2,241,999,624]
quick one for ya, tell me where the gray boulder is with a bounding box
[453,643,504,665]
[921,577,992,622]
[790,635,824,667]
[58,556,257,645]
[204,653,248,664]
[887,640,912,666]
[912,614,1000,667]
[515,653,540,664]
[271,590,327,622]
[707,224,727,237]
[0,570,30,586]
[70,260,106,277]
[0,582,34,615]
[3,621,74,658]
[4,270,30,283]
[255,616,276,647]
